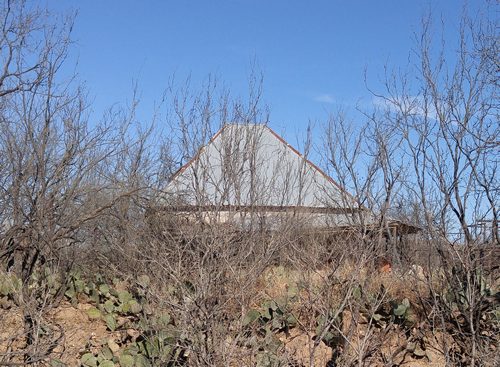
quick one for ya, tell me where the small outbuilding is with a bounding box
[160,123,418,235]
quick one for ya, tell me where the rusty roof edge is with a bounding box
[167,124,228,183]
[165,123,369,214]
[262,125,370,212]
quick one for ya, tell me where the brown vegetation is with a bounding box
[0,1,498,366]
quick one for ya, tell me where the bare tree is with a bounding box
[365,3,499,365]
[0,2,150,363]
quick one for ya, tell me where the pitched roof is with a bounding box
[164,124,360,210]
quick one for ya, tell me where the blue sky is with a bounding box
[48,0,480,141]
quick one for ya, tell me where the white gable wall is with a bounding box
[166,125,354,207]
[163,124,368,228]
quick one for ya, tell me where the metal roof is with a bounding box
[164,124,360,210]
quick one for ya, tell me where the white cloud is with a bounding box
[314,93,335,104]
[372,95,440,121]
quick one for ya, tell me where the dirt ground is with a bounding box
[0,264,477,366]
[0,302,116,366]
